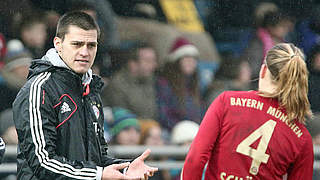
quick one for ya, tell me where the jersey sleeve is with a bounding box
[287,134,314,180]
[182,92,226,179]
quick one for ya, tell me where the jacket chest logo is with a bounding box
[61,102,71,113]
[53,94,78,129]
[92,105,100,119]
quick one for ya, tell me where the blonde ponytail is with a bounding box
[260,43,312,123]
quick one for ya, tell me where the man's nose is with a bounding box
[79,46,89,56]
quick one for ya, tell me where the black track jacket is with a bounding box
[13,48,126,179]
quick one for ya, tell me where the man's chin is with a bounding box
[73,68,89,75]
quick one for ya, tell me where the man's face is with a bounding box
[116,127,141,145]
[54,25,98,74]
[137,48,157,77]
[21,23,47,48]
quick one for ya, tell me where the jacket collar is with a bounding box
[42,48,92,86]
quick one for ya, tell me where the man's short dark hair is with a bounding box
[56,11,100,41]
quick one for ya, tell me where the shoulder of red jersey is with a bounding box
[221,90,259,99]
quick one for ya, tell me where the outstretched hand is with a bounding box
[102,162,136,180]
[126,149,158,179]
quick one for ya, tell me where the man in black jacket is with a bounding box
[0,137,5,164]
[13,11,157,179]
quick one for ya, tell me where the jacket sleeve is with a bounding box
[182,92,225,179]
[100,135,132,166]
[13,73,102,180]
[0,137,5,164]
[98,98,132,166]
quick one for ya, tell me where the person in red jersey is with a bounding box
[182,43,314,180]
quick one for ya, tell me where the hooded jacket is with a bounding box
[13,48,126,180]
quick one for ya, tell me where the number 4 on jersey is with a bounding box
[236,120,277,175]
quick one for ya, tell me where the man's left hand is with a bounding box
[126,149,158,179]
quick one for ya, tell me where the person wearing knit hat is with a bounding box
[4,50,32,77]
[168,37,199,62]
[109,107,141,145]
[171,120,199,146]
[156,37,202,132]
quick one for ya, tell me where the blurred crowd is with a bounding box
[1,0,320,179]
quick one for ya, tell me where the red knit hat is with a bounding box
[168,37,199,62]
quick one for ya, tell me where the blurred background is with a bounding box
[1,0,320,179]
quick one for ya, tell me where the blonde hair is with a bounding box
[260,43,312,123]
[138,119,161,144]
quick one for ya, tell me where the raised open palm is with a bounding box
[126,149,158,179]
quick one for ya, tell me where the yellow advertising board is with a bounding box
[160,0,204,32]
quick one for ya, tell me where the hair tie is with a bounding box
[290,54,297,59]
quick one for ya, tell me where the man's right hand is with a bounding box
[102,162,139,180]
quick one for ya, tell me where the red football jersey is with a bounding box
[183,91,314,180]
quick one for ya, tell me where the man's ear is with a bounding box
[53,37,62,52]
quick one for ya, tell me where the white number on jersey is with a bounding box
[236,120,277,175]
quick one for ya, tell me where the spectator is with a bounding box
[171,120,199,147]
[306,113,320,145]
[307,44,320,113]
[305,113,320,180]
[139,120,171,180]
[170,120,200,180]
[156,37,202,131]
[0,41,32,113]
[296,5,320,55]
[140,120,164,146]
[203,58,252,109]
[241,8,295,89]
[0,0,34,40]
[0,109,18,145]
[0,33,7,68]
[13,12,48,58]
[102,42,158,120]
[108,1,164,21]
[253,2,279,28]
[108,107,141,145]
